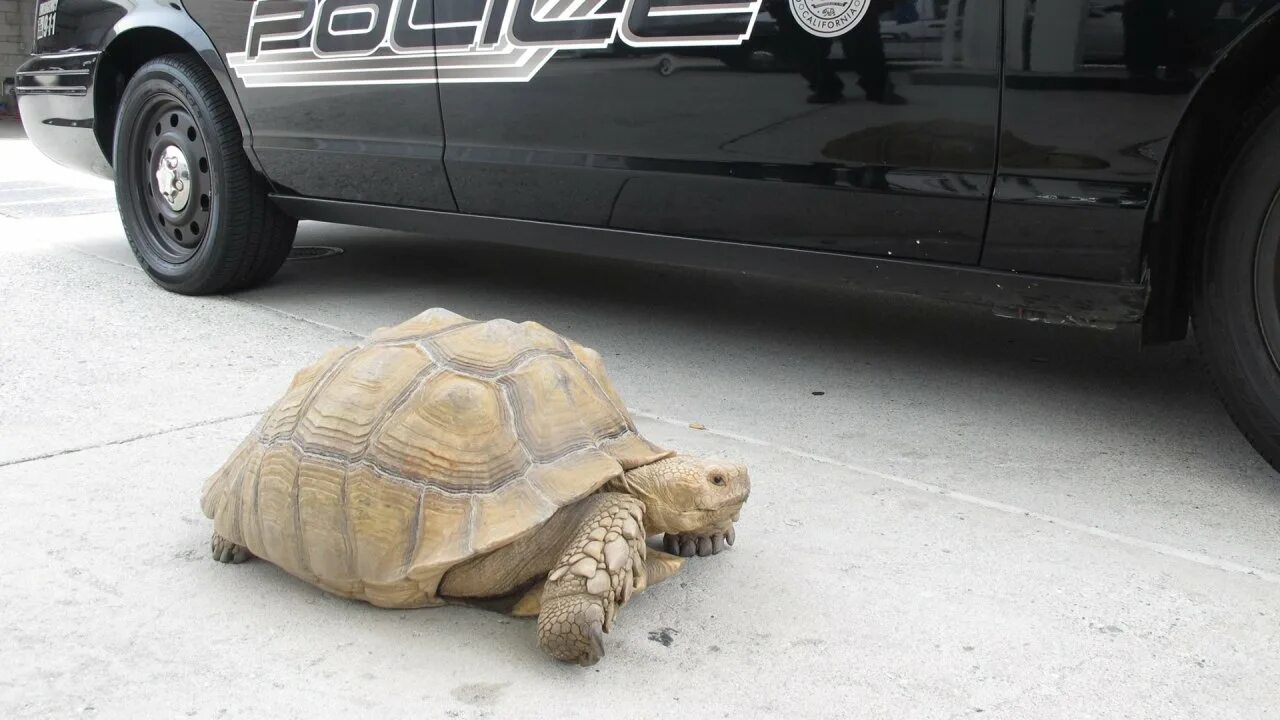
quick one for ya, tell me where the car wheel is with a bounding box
[1194,80,1280,473]
[114,53,295,295]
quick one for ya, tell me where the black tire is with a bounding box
[113,53,295,295]
[1194,79,1280,472]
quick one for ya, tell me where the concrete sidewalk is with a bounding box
[1,129,1278,719]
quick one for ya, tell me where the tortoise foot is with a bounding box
[538,594,606,667]
[536,494,646,666]
[211,533,253,564]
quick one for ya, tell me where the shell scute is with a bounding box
[345,466,422,583]
[504,354,627,461]
[366,370,529,489]
[406,488,474,579]
[254,444,306,577]
[260,344,357,441]
[294,343,434,457]
[367,307,471,344]
[229,442,267,552]
[524,449,627,505]
[468,478,560,555]
[429,318,568,376]
[296,457,353,587]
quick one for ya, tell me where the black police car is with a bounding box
[17,0,1280,472]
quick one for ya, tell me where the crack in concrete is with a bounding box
[0,410,266,469]
[233,300,364,338]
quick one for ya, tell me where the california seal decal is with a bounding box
[789,0,869,38]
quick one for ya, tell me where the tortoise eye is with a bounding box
[710,474,726,486]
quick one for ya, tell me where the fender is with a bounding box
[98,1,265,172]
[1147,1,1280,223]
[1142,1,1280,342]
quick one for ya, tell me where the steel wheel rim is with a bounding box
[133,93,213,264]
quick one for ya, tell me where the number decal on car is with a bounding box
[226,0,761,86]
[35,0,59,40]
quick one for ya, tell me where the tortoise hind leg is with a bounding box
[537,493,647,666]
[211,532,253,564]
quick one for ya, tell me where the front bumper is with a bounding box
[16,51,113,180]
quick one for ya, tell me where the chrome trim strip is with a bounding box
[32,50,101,59]
[14,86,89,96]
[16,69,91,77]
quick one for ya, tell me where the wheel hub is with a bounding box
[153,145,191,212]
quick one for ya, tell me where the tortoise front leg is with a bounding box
[512,548,684,618]
[537,493,646,666]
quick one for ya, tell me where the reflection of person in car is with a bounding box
[769,0,909,104]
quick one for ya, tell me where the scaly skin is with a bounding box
[608,455,749,558]
[210,532,253,564]
[537,493,647,666]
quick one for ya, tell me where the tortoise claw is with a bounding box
[679,537,697,557]
[580,621,605,667]
[664,524,737,558]
[664,533,682,555]
[211,533,252,564]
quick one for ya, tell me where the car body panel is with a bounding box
[20,0,128,178]
[275,193,1148,326]
[31,0,127,54]
[435,0,1000,263]
[182,0,455,210]
[19,0,264,178]
[983,0,1272,283]
[16,51,111,177]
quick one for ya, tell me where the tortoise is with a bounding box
[200,308,749,665]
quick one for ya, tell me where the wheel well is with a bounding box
[1143,8,1280,344]
[93,28,196,165]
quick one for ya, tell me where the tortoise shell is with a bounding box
[200,308,670,608]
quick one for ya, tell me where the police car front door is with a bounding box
[187,0,455,210]
[436,0,1001,263]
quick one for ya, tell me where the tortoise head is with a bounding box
[608,455,750,536]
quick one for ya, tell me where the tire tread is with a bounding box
[115,53,294,295]
[1192,75,1280,473]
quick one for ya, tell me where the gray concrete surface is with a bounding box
[1,124,1279,719]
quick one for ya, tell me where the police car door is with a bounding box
[435,0,1000,263]
[187,0,455,210]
